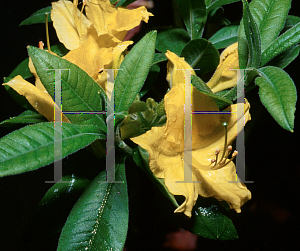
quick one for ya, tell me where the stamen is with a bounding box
[45,14,52,53]
[219,122,228,162]
[213,149,220,166]
[38,41,44,49]
[223,150,238,166]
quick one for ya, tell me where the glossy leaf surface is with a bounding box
[115,31,156,112]
[57,156,128,251]
[255,66,297,132]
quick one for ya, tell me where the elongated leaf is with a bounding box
[139,64,160,98]
[152,53,167,65]
[176,0,207,39]
[238,0,291,68]
[28,46,107,131]
[57,156,128,251]
[0,110,47,127]
[261,22,300,66]
[266,45,300,69]
[207,0,240,13]
[282,15,300,33]
[3,81,34,111]
[248,0,291,52]
[191,75,232,109]
[242,0,261,68]
[180,39,219,73]
[190,198,238,240]
[0,122,105,177]
[24,175,90,239]
[115,31,156,113]
[156,28,190,55]
[133,147,179,208]
[115,0,137,7]
[209,25,239,49]
[7,44,69,81]
[8,58,33,80]
[19,6,52,26]
[255,66,297,132]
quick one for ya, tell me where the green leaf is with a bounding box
[19,6,52,26]
[7,44,69,81]
[8,58,33,80]
[207,0,240,13]
[133,147,179,208]
[139,64,160,98]
[156,28,190,55]
[0,110,47,127]
[207,7,230,26]
[0,122,105,177]
[241,0,261,68]
[115,31,157,113]
[266,45,300,69]
[28,46,107,131]
[115,0,136,7]
[191,75,232,109]
[152,53,167,65]
[180,39,219,74]
[261,22,300,66]
[282,15,300,33]
[238,0,291,68]
[190,198,238,240]
[209,25,239,49]
[57,156,128,251]
[255,66,297,132]
[176,0,207,39]
[24,175,90,238]
[50,44,69,57]
[247,0,291,52]
[3,82,34,111]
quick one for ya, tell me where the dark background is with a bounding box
[1,0,300,250]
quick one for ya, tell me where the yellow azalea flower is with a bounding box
[207,42,239,93]
[85,0,153,41]
[131,52,251,217]
[51,0,153,50]
[51,0,149,90]
[166,50,195,88]
[3,76,70,123]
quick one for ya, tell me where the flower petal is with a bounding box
[63,30,117,80]
[206,42,239,93]
[165,50,195,88]
[192,159,251,213]
[4,76,70,123]
[86,0,153,41]
[51,0,91,50]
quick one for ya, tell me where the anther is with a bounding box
[213,148,220,166]
[38,41,44,49]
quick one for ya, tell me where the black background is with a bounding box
[1,0,300,250]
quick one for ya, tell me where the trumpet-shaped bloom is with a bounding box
[131,52,251,217]
[51,0,150,90]
[51,0,153,49]
[207,42,239,93]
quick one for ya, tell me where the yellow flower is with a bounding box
[207,42,239,93]
[3,76,70,123]
[51,0,152,89]
[131,51,251,217]
[51,0,153,49]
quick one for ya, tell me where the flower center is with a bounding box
[210,122,238,168]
